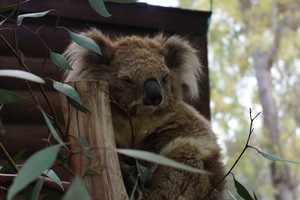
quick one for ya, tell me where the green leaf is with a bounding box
[31,178,44,200]
[50,51,72,70]
[0,148,26,173]
[76,137,93,158]
[68,30,101,55]
[85,168,99,175]
[136,161,149,184]
[17,10,53,25]
[62,175,92,200]
[104,0,137,3]
[258,150,300,164]
[130,178,139,200]
[117,149,208,174]
[7,145,61,200]
[0,0,30,14]
[42,191,63,200]
[88,0,111,18]
[39,109,65,147]
[0,117,5,135]
[232,174,254,200]
[0,70,45,83]
[67,97,91,114]
[53,81,82,105]
[43,170,64,191]
[0,89,25,104]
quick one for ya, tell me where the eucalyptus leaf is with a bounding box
[258,150,300,164]
[40,109,65,147]
[50,51,72,70]
[0,148,26,173]
[52,81,82,105]
[0,89,25,104]
[76,137,93,158]
[0,118,5,135]
[17,10,53,25]
[117,149,208,174]
[31,178,44,200]
[88,0,111,18]
[0,0,30,14]
[136,161,149,184]
[62,175,92,200]
[67,97,90,114]
[130,178,139,200]
[232,174,254,200]
[0,70,45,83]
[7,145,61,200]
[104,0,137,3]
[43,169,64,191]
[68,30,101,55]
[85,168,99,175]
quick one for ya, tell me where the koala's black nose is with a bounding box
[144,80,162,106]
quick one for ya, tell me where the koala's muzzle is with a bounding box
[144,80,162,106]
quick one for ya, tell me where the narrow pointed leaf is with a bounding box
[68,30,101,55]
[0,148,26,173]
[42,191,63,200]
[136,161,149,184]
[53,81,82,105]
[117,149,208,174]
[0,0,30,13]
[104,0,137,3]
[7,145,61,200]
[0,118,5,135]
[17,10,53,25]
[76,137,93,158]
[0,89,25,103]
[50,51,72,70]
[232,174,254,200]
[0,70,45,83]
[43,170,64,191]
[31,178,45,200]
[40,109,65,147]
[130,178,139,200]
[88,0,111,18]
[67,97,90,113]
[62,176,92,200]
[258,151,300,164]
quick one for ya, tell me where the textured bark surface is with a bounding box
[61,81,128,200]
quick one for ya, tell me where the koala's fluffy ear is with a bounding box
[161,36,203,100]
[64,28,115,81]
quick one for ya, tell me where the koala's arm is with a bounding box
[139,145,219,200]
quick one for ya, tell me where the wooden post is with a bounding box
[61,81,128,200]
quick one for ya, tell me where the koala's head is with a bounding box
[64,28,202,115]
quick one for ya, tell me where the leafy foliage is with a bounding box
[7,145,61,200]
[0,89,25,104]
[62,176,92,200]
[0,70,45,83]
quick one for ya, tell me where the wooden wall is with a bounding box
[0,1,211,160]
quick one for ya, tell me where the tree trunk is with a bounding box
[61,81,129,200]
[253,51,297,200]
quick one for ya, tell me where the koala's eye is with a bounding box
[121,76,134,86]
[162,74,170,84]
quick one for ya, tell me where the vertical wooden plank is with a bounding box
[61,81,128,200]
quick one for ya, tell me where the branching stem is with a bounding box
[205,109,261,198]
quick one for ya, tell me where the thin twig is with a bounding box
[204,109,261,198]
[0,142,19,172]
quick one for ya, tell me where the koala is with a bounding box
[64,28,226,199]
